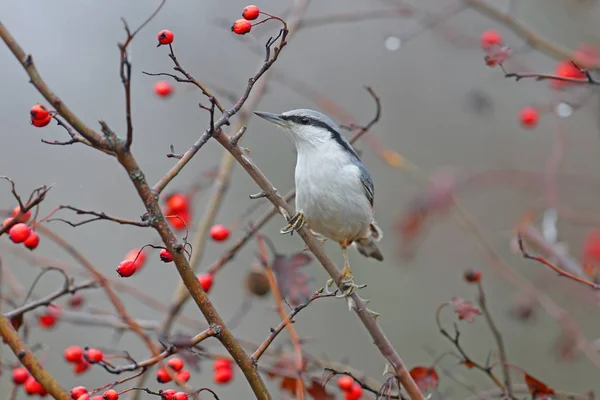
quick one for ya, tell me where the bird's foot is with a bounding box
[280,212,305,235]
[324,266,366,298]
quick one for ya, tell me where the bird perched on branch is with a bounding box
[254,108,383,296]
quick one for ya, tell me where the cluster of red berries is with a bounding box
[231,5,261,35]
[3,206,40,250]
[30,103,53,128]
[156,357,191,384]
[70,386,119,400]
[337,376,363,400]
[164,192,190,231]
[63,346,96,375]
[153,30,175,98]
[116,248,147,278]
[213,357,233,384]
[160,390,188,400]
[12,367,47,396]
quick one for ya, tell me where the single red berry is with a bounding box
[3,217,13,227]
[38,307,59,329]
[103,389,119,400]
[210,224,230,241]
[242,5,260,20]
[231,19,252,35]
[480,30,503,50]
[24,231,40,250]
[160,249,173,263]
[24,376,46,395]
[68,292,85,309]
[154,81,173,98]
[12,206,31,223]
[167,357,184,372]
[156,367,172,383]
[172,393,188,400]
[166,193,189,213]
[345,383,363,400]
[519,106,539,129]
[117,260,137,278]
[337,375,354,392]
[32,114,53,127]
[12,367,29,385]
[85,348,104,363]
[124,248,147,271]
[464,269,482,283]
[64,345,84,363]
[30,104,50,120]
[161,390,177,400]
[214,367,233,384]
[73,360,90,374]
[198,273,214,293]
[9,223,31,244]
[176,370,191,383]
[213,358,232,371]
[71,386,88,400]
[168,209,189,231]
[157,30,174,46]
[551,60,586,90]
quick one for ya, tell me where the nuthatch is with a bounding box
[254,109,383,296]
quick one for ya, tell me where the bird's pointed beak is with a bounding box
[254,111,289,128]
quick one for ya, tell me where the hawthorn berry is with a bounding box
[157,30,174,46]
[68,292,85,309]
[519,106,539,128]
[198,273,214,293]
[213,357,232,371]
[85,348,104,363]
[154,81,173,98]
[3,217,13,227]
[30,104,50,121]
[167,357,184,372]
[117,260,137,278]
[12,367,29,385]
[213,367,233,384]
[156,367,172,383]
[64,345,84,363]
[24,231,40,250]
[38,305,60,329]
[242,5,260,20]
[168,210,189,230]
[166,193,189,213]
[172,393,188,400]
[337,375,354,392]
[345,383,363,400]
[12,205,31,223]
[32,114,53,127]
[210,224,230,241]
[176,370,191,383]
[9,223,31,244]
[103,389,119,400]
[71,386,88,400]
[551,60,586,90]
[78,395,91,400]
[24,376,46,396]
[160,249,173,263]
[124,248,147,271]
[480,30,503,50]
[161,389,177,400]
[246,268,270,297]
[232,19,252,35]
[73,360,90,374]
[463,269,482,283]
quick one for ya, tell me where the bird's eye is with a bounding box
[299,116,310,124]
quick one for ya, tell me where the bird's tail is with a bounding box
[353,221,384,261]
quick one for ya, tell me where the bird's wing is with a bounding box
[358,163,374,207]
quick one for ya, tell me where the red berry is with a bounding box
[73,360,90,374]
[156,367,172,383]
[78,395,91,400]
[337,375,354,392]
[242,5,260,20]
[160,249,173,263]
[24,376,46,395]
[551,60,586,90]
[214,367,233,384]
[68,292,85,309]
[38,306,59,329]
[30,104,50,120]
[71,386,88,400]
[85,348,104,363]
[24,231,40,250]
[345,383,363,400]
[480,30,503,50]
[176,370,191,383]
[12,206,31,223]
[12,367,29,385]
[464,269,482,283]
[213,358,232,371]
[167,357,184,372]
[154,81,173,98]
[9,223,31,244]
[519,106,539,129]
[168,209,189,231]
[3,217,13,227]
[161,390,177,400]
[64,345,84,363]
[231,19,252,35]
[103,389,119,400]
[172,393,188,400]
[32,114,53,127]
[166,193,189,213]
[198,273,214,293]
[157,30,174,46]
[117,260,137,278]
[92,397,104,400]
[210,224,230,241]
[124,248,147,271]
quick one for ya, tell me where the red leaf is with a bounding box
[460,360,476,369]
[279,376,298,396]
[306,379,334,400]
[524,373,555,398]
[409,366,439,392]
[272,252,313,306]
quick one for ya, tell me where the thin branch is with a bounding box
[47,205,150,228]
[0,182,51,237]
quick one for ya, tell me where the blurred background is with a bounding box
[2,0,600,398]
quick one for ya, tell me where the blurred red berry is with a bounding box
[12,367,29,385]
[9,223,31,243]
[176,370,191,383]
[242,5,260,20]
[12,205,31,223]
[3,217,13,227]
[464,269,481,283]
[117,260,137,278]
[161,390,176,400]
[344,383,363,400]
[167,357,184,372]
[165,207,189,231]
[78,395,91,400]
[198,273,214,293]
[210,224,230,241]
[172,393,188,400]
[480,30,503,50]
[71,386,88,400]
[154,81,173,98]
[124,248,147,271]
[65,346,84,363]
[32,114,52,127]
[68,292,85,309]
[30,104,49,120]
[232,19,252,35]
[85,348,104,363]
[160,249,173,263]
[166,193,189,213]
[73,360,90,374]
[214,367,233,384]
[156,367,172,383]
[551,60,586,90]
[103,389,119,400]
[24,231,40,250]
[519,107,539,128]
[92,397,104,400]
[157,30,174,46]
[24,376,46,396]
[38,305,60,329]
[337,375,354,392]
[213,358,232,371]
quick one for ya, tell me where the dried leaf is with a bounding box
[272,252,313,306]
[11,314,23,331]
[306,379,334,400]
[409,366,439,392]
[451,297,481,323]
[524,373,555,398]
[280,376,298,396]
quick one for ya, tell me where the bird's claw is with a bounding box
[280,212,305,235]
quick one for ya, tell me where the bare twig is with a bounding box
[0,181,51,237]
[47,205,150,228]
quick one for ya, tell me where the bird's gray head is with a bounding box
[254,108,359,159]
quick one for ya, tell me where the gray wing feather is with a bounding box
[358,163,374,206]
